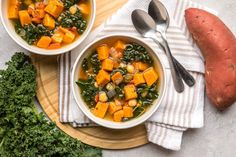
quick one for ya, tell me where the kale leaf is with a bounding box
[61,0,81,9]
[136,83,159,107]
[14,23,52,45]
[0,53,102,157]
[121,43,153,64]
[76,76,98,107]
[57,10,87,34]
[89,52,101,74]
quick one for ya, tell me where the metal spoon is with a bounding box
[131,9,184,93]
[148,0,195,87]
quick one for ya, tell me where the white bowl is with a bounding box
[0,0,96,55]
[72,34,167,129]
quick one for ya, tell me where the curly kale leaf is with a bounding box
[57,10,87,34]
[76,76,98,107]
[62,0,81,9]
[0,52,102,157]
[14,23,52,45]
[122,43,153,64]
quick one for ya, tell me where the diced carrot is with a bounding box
[47,43,61,49]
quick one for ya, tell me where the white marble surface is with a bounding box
[0,0,235,157]
[103,0,236,157]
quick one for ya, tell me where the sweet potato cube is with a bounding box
[44,0,64,18]
[102,58,114,71]
[97,44,110,60]
[43,14,55,30]
[143,67,158,86]
[58,26,69,33]
[47,43,61,49]
[113,61,120,68]
[96,70,110,86]
[10,0,20,5]
[51,32,64,43]
[113,110,124,122]
[77,3,90,15]
[123,106,133,118]
[133,62,149,71]
[108,102,122,115]
[93,102,109,118]
[32,9,45,18]
[8,5,19,19]
[32,17,41,24]
[19,10,31,26]
[111,72,123,85]
[37,36,52,48]
[133,73,145,86]
[124,84,137,100]
[114,40,126,51]
[63,31,76,43]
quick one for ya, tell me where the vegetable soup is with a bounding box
[8,0,90,49]
[77,40,160,122]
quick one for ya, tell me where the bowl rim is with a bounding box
[71,34,167,129]
[0,0,96,55]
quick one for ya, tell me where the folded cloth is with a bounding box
[58,0,216,150]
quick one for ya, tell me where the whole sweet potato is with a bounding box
[185,8,236,110]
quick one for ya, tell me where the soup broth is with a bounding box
[77,40,160,122]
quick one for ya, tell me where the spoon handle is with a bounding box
[151,33,184,93]
[158,34,195,87]
[173,59,195,87]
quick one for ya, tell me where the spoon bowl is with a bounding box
[131,9,185,93]
[148,0,170,33]
[131,9,156,38]
[148,0,195,87]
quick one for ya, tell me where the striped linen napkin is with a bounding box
[58,0,216,150]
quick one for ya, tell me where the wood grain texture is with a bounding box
[33,0,149,149]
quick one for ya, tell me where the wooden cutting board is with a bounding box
[33,0,149,149]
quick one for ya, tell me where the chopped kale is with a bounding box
[122,43,153,64]
[57,10,87,34]
[76,76,98,107]
[0,53,102,157]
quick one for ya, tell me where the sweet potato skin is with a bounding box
[185,8,236,110]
